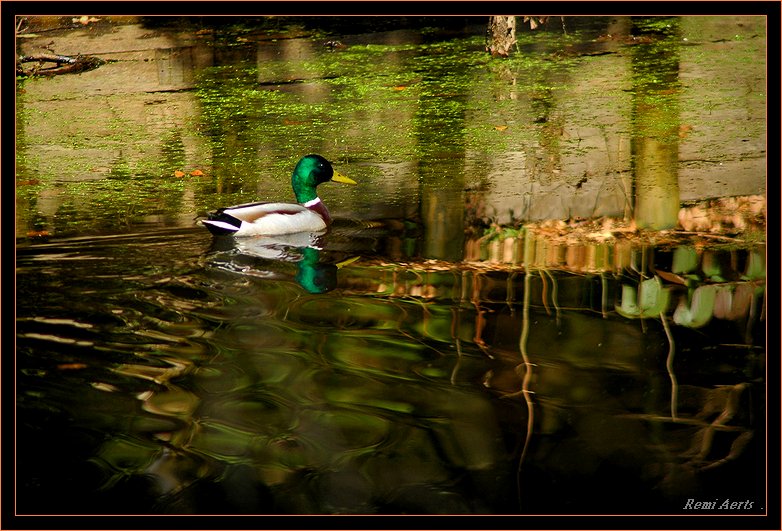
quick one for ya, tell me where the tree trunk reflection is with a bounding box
[631,18,682,230]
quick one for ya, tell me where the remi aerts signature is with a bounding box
[683,498,755,510]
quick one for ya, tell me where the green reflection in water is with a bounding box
[630,17,682,230]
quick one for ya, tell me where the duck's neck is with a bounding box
[294,185,318,204]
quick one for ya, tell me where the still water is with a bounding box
[14,16,766,517]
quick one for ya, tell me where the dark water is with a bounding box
[16,225,766,516]
[13,15,768,519]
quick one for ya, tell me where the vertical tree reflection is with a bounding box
[630,17,682,230]
[414,54,468,262]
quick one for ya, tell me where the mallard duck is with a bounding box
[201,154,356,237]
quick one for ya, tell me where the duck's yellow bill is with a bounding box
[331,171,356,185]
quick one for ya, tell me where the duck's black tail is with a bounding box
[201,211,242,236]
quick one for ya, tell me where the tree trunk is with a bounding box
[486,16,517,57]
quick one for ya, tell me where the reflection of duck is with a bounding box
[295,246,339,294]
[201,154,356,237]
[206,234,356,294]
[232,232,326,261]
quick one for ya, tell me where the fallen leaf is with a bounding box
[678,124,693,139]
[655,269,688,286]
[494,125,508,131]
[173,170,186,178]
[393,85,407,91]
[189,169,204,176]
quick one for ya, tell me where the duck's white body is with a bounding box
[201,198,332,237]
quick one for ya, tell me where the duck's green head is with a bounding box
[292,154,356,203]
